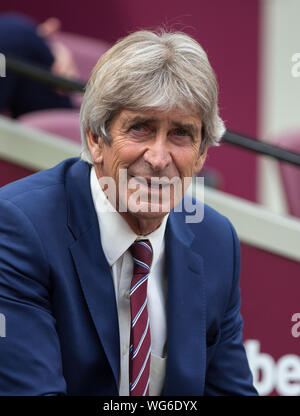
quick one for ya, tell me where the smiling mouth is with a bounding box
[132,176,171,188]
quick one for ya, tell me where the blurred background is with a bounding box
[0,0,299,396]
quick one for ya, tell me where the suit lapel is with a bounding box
[162,212,206,396]
[65,160,206,394]
[66,160,120,391]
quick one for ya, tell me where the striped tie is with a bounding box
[129,239,153,396]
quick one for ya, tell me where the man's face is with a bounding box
[87,107,207,231]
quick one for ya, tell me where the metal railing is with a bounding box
[5,55,300,168]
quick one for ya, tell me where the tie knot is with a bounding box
[130,239,153,271]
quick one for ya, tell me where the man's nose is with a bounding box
[143,135,172,172]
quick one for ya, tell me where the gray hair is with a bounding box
[80,30,225,164]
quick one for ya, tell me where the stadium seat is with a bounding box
[48,31,111,107]
[18,108,81,144]
[49,31,111,81]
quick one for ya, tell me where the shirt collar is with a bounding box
[90,167,169,268]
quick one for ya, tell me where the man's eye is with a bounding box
[174,128,190,137]
[131,124,145,132]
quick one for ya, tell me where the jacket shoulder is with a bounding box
[0,157,80,203]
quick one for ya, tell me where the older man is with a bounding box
[0,30,257,396]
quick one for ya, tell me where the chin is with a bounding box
[128,204,171,220]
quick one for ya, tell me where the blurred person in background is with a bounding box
[0,12,78,118]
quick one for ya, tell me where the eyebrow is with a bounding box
[121,116,156,130]
[121,115,200,137]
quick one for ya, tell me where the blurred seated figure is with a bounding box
[0,13,78,118]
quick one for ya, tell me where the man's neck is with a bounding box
[119,211,166,236]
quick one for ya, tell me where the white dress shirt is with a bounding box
[90,167,168,395]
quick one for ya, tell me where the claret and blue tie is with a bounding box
[129,239,153,396]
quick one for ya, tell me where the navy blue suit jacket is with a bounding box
[0,158,257,395]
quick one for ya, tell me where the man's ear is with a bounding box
[194,146,208,175]
[86,130,104,164]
